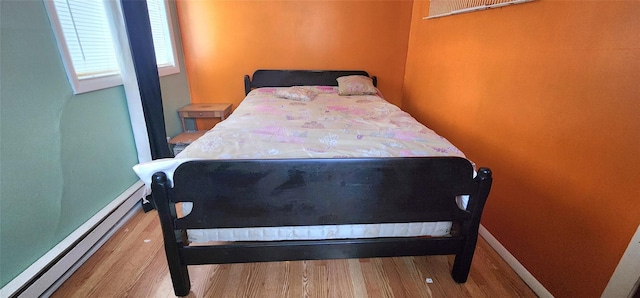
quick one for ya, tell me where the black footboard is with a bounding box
[151,157,492,296]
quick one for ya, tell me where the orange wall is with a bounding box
[403,1,640,297]
[176,0,413,128]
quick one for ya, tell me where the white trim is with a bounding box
[0,181,144,298]
[104,0,153,165]
[71,74,123,94]
[158,64,180,77]
[601,224,640,298]
[479,225,554,298]
[39,195,143,297]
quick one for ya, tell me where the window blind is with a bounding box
[146,0,175,69]
[425,0,533,19]
[51,0,119,79]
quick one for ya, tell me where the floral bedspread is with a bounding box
[176,86,465,160]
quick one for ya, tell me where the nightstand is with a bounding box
[169,103,232,155]
[177,103,232,131]
[168,131,207,156]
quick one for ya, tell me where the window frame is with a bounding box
[44,0,180,94]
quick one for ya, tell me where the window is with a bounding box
[44,0,179,94]
[146,0,179,76]
[425,0,534,19]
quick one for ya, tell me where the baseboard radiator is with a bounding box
[0,181,145,298]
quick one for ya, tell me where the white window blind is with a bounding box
[45,0,179,94]
[51,0,119,80]
[425,0,533,19]
[147,0,176,71]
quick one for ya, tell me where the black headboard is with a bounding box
[244,69,377,95]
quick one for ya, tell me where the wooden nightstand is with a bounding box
[177,103,232,131]
[169,103,232,155]
[168,131,207,156]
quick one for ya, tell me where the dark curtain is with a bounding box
[121,0,173,160]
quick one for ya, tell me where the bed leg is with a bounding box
[451,234,479,283]
[151,172,192,296]
[167,257,191,296]
[452,167,492,283]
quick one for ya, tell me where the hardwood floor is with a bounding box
[52,208,536,297]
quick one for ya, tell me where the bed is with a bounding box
[135,70,492,296]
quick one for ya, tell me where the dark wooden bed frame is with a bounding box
[243,69,377,95]
[151,70,492,296]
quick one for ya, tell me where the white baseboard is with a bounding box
[601,224,640,298]
[0,181,145,298]
[479,225,554,298]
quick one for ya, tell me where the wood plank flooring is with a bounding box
[52,208,537,297]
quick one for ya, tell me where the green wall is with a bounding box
[1,1,142,287]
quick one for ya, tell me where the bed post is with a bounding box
[244,75,251,95]
[151,172,191,296]
[451,167,493,282]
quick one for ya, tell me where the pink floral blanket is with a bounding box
[176,86,465,160]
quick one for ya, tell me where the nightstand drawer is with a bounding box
[181,111,223,118]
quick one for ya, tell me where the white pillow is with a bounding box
[337,75,377,96]
[275,86,318,101]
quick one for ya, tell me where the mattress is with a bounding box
[134,86,470,242]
